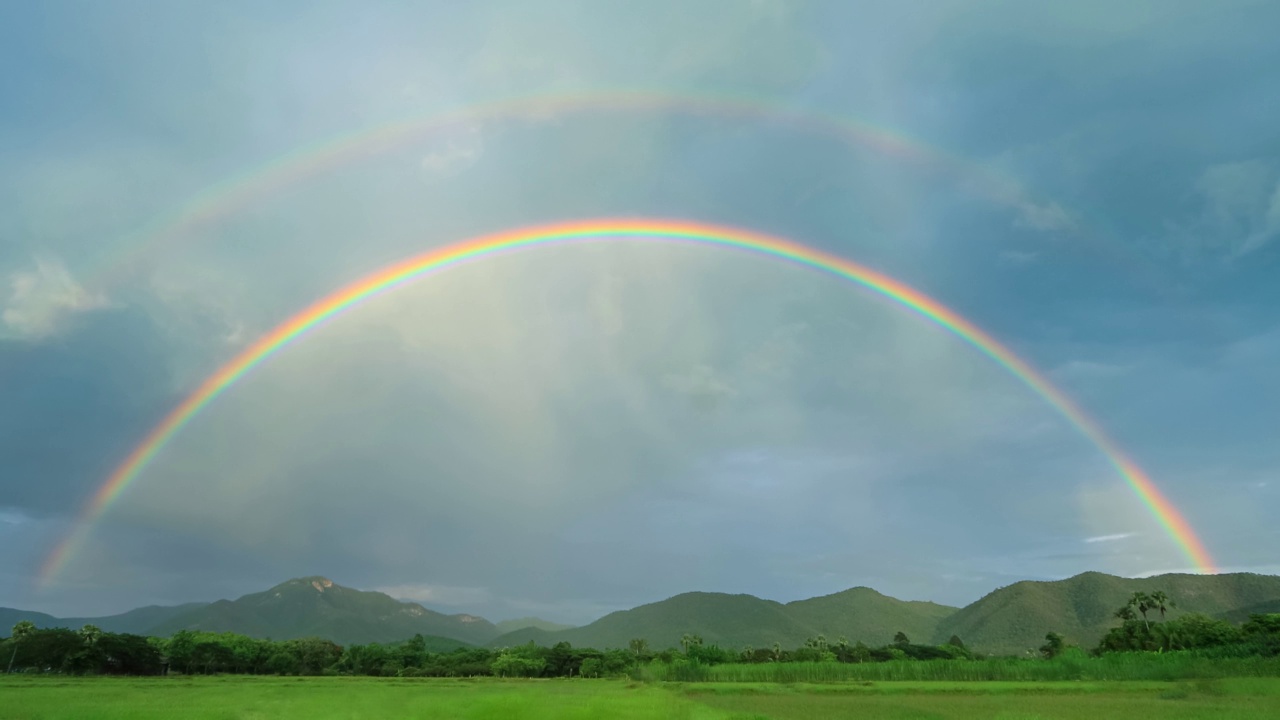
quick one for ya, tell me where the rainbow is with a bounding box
[81,89,1043,290]
[40,219,1218,585]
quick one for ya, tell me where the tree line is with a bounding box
[4,591,1278,677]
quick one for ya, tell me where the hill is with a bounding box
[933,571,1280,655]
[0,607,60,631]
[490,589,959,651]
[10,571,1280,653]
[148,577,495,646]
[493,617,576,635]
[0,603,208,635]
[785,587,958,647]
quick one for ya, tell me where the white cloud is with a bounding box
[1014,200,1073,231]
[1,258,108,341]
[1084,532,1136,544]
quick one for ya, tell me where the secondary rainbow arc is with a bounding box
[82,88,1036,292]
[40,219,1218,585]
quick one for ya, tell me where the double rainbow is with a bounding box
[39,219,1217,584]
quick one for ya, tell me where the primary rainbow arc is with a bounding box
[39,219,1218,585]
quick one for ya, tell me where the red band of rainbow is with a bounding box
[39,219,1216,585]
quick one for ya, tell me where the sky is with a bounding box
[2,0,1278,625]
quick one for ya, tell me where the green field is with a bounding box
[4,676,1280,720]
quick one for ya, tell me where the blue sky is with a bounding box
[2,0,1278,623]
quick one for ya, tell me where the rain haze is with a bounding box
[2,0,1279,626]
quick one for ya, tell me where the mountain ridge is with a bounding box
[7,571,1280,654]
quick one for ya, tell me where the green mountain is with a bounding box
[489,588,959,651]
[147,577,495,647]
[932,571,1280,655]
[493,617,576,635]
[63,603,211,635]
[0,603,207,635]
[9,571,1280,654]
[786,587,958,647]
[0,607,60,631]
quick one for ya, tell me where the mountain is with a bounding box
[63,603,211,635]
[9,571,1280,654]
[493,617,576,635]
[0,603,207,635]
[489,588,959,651]
[932,571,1280,655]
[786,587,958,647]
[147,577,495,647]
[0,607,60,631]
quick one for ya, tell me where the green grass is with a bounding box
[0,676,724,720]
[640,653,1280,683]
[4,675,1280,720]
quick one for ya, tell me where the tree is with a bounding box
[7,620,36,673]
[947,635,965,650]
[1129,592,1153,631]
[1149,591,1175,621]
[79,625,102,647]
[893,631,910,647]
[1039,632,1065,659]
[578,657,603,678]
[628,638,648,658]
[1115,605,1137,622]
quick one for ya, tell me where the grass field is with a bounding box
[4,676,1280,719]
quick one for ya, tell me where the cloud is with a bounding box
[0,507,31,526]
[1177,158,1280,258]
[1084,532,1137,544]
[660,363,737,409]
[376,583,493,608]
[1014,201,1073,232]
[2,258,108,341]
[420,123,485,177]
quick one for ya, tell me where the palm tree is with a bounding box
[1149,591,1174,621]
[1129,592,1154,630]
[1115,605,1136,622]
[680,634,693,656]
[79,624,102,647]
[772,641,782,662]
[7,621,36,674]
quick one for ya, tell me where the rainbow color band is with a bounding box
[40,219,1217,585]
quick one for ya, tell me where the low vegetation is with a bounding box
[3,591,1278,685]
[4,675,1280,720]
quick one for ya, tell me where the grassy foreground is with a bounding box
[4,675,1280,720]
